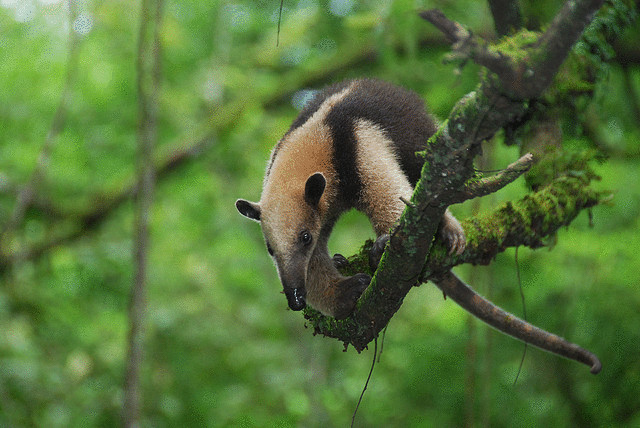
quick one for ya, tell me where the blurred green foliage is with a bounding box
[1,0,639,426]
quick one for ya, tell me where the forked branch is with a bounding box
[306,0,608,370]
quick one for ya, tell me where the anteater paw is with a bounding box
[333,273,371,320]
[369,234,390,272]
[332,253,349,269]
[441,218,466,256]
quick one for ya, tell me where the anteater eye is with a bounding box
[300,231,312,245]
[266,242,274,256]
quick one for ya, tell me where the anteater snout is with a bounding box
[285,287,306,311]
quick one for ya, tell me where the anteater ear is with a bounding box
[236,199,261,222]
[305,172,326,206]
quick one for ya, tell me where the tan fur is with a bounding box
[237,79,466,318]
[255,85,356,312]
[260,86,353,255]
[305,249,343,315]
[353,119,414,235]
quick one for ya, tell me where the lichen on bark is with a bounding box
[304,1,610,352]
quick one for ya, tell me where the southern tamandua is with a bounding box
[236,78,465,319]
[236,78,602,374]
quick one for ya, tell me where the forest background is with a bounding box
[1,0,639,426]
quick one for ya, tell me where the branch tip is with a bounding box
[454,152,535,203]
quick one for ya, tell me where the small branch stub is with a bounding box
[455,152,535,203]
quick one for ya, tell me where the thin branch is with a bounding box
[276,0,284,46]
[0,0,80,251]
[419,9,469,44]
[123,0,163,426]
[419,9,516,85]
[453,153,534,203]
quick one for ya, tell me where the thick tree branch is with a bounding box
[488,0,523,36]
[306,174,604,351]
[306,0,608,352]
[422,175,603,277]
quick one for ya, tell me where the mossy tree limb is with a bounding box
[421,0,606,99]
[305,174,604,351]
[305,0,608,352]
[423,175,604,278]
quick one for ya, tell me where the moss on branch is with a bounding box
[306,173,604,351]
[304,2,610,352]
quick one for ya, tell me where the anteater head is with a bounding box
[236,172,327,312]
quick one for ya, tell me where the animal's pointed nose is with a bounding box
[285,287,306,311]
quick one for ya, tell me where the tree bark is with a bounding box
[488,0,523,36]
[306,0,608,352]
[123,0,163,426]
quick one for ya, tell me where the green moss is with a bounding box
[490,29,541,62]
[335,239,373,277]
[526,148,602,190]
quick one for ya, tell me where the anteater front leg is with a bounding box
[368,208,466,272]
[332,274,371,319]
[306,244,370,319]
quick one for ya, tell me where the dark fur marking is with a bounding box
[267,79,437,193]
[326,106,363,204]
[332,79,438,186]
[323,79,438,204]
[325,79,438,204]
[266,81,354,177]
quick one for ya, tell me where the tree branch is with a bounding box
[419,9,517,86]
[306,174,604,351]
[0,0,80,252]
[452,153,535,203]
[306,0,608,352]
[421,0,606,99]
[123,0,163,425]
[533,0,607,97]
[487,0,523,36]
[422,175,603,277]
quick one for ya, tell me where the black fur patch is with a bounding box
[324,79,438,200]
[268,79,438,196]
[266,81,354,177]
[286,80,353,134]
